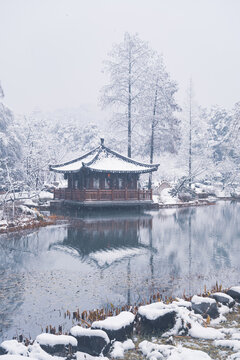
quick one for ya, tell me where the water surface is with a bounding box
[0,201,240,341]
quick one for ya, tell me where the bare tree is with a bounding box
[101,32,152,157]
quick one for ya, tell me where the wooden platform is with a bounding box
[50,199,154,209]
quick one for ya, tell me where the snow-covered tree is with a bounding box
[0,89,23,189]
[177,82,213,188]
[138,55,180,186]
[101,32,153,157]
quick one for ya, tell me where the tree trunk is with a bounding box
[189,80,192,188]
[128,46,132,158]
[148,85,158,189]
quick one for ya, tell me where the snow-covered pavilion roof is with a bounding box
[50,139,159,174]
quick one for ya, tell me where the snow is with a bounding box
[191,295,216,305]
[229,286,240,294]
[139,340,212,360]
[138,302,175,321]
[212,292,235,301]
[172,298,191,308]
[160,304,225,340]
[36,333,77,347]
[110,339,135,358]
[214,339,240,351]
[92,311,135,331]
[39,191,54,200]
[0,341,64,360]
[228,352,240,360]
[0,340,28,356]
[0,356,36,360]
[75,351,109,360]
[23,199,37,206]
[19,205,37,217]
[159,188,178,205]
[51,146,158,173]
[70,326,110,343]
[88,153,153,173]
[51,150,98,172]
[28,342,64,360]
[138,300,225,340]
[189,321,225,340]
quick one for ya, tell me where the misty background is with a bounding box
[1,0,240,192]
[1,0,240,113]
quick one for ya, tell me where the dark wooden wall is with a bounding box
[67,171,139,190]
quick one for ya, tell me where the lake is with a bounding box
[0,201,240,341]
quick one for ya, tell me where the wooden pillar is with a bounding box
[126,188,128,200]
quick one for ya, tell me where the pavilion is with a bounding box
[50,138,159,207]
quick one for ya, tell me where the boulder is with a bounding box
[36,333,77,356]
[0,346,7,355]
[191,295,219,319]
[227,287,240,302]
[210,292,235,308]
[0,340,28,356]
[70,326,110,356]
[137,302,177,335]
[91,311,135,341]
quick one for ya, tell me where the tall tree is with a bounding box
[101,32,152,157]
[141,55,180,187]
[0,85,23,188]
[188,79,193,188]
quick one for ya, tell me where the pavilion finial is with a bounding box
[100,138,104,146]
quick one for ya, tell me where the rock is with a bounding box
[70,326,110,356]
[91,311,135,341]
[0,346,7,355]
[36,333,77,356]
[227,287,240,302]
[137,302,177,335]
[210,292,235,308]
[191,295,219,319]
[0,340,28,356]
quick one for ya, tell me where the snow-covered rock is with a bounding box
[70,326,110,356]
[191,295,219,319]
[214,339,240,351]
[139,340,213,360]
[227,287,240,302]
[138,302,177,335]
[91,311,135,341]
[210,292,235,308]
[110,339,135,358]
[36,333,77,355]
[0,340,28,356]
[75,351,109,360]
[0,356,37,360]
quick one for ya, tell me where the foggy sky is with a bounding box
[0,0,240,114]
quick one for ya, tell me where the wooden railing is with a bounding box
[54,188,152,202]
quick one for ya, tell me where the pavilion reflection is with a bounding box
[53,212,155,261]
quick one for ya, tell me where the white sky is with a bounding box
[0,0,240,113]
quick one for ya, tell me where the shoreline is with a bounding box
[1,284,240,359]
[0,197,238,235]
